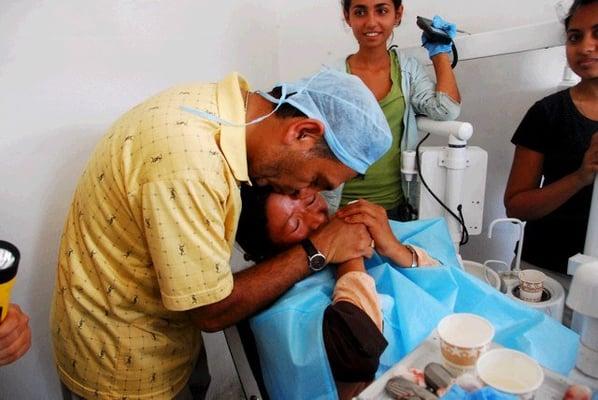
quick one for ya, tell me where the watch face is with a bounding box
[309,254,327,272]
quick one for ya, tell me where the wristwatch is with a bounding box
[300,239,327,272]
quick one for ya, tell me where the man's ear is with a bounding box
[282,118,325,149]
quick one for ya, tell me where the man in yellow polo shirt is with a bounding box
[51,69,392,399]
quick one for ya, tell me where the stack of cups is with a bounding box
[518,270,546,303]
[437,313,494,376]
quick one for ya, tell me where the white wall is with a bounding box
[0,1,279,398]
[0,1,570,399]
[276,0,560,80]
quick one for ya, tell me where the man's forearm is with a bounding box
[190,245,309,332]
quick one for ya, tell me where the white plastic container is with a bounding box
[476,348,544,400]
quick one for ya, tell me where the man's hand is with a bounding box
[577,133,598,187]
[0,304,31,366]
[310,216,373,264]
[335,199,398,258]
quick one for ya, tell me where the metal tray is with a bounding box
[356,331,587,399]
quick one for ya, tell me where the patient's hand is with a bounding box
[335,200,398,257]
[335,200,440,268]
[310,217,373,265]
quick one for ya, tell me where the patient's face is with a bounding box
[265,192,329,246]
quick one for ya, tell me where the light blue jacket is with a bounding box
[324,49,461,211]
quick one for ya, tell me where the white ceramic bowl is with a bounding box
[476,348,544,398]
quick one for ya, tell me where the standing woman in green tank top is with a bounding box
[328,0,462,221]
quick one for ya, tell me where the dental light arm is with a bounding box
[409,117,487,251]
[416,118,473,142]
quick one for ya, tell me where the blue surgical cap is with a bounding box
[260,68,392,174]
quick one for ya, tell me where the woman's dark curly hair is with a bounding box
[236,184,281,263]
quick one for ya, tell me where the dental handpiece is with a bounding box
[0,241,20,321]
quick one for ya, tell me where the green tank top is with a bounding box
[341,51,406,210]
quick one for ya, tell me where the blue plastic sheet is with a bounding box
[441,385,517,400]
[249,218,579,400]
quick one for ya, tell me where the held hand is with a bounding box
[310,217,373,264]
[335,199,399,258]
[0,304,31,366]
[421,15,456,58]
[577,133,598,187]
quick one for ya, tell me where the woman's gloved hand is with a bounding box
[421,15,457,58]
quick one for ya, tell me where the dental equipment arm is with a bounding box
[416,118,472,142]
[412,117,483,250]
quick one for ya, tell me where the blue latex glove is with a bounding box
[421,15,457,58]
[440,385,517,400]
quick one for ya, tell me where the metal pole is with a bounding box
[584,175,598,257]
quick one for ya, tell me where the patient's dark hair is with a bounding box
[565,0,597,28]
[236,184,280,263]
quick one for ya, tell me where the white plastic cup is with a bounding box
[437,313,495,375]
[476,348,544,400]
[518,270,546,303]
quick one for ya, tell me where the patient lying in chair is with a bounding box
[236,185,440,399]
[236,185,579,400]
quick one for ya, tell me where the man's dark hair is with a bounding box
[268,87,336,161]
[268,87,307,119]
[236,184,280,263]
[565,0,597,28]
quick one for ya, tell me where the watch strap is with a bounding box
[300,239,327,272]
[301,239,318,256]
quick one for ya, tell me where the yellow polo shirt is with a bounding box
[51,73,249,399]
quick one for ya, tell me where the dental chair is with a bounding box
[223,321,267,400]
